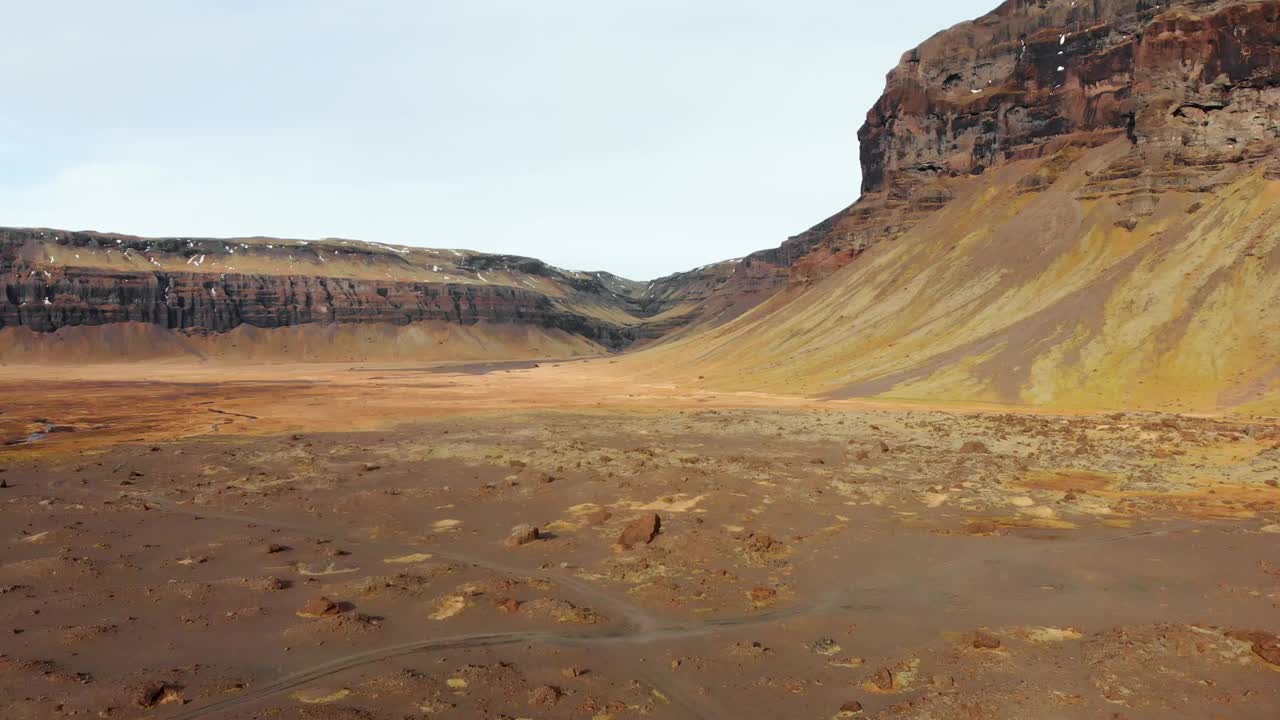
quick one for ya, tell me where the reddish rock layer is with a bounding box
[731,0,1279,286]
[0,229,727,351]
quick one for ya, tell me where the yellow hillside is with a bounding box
[628,141,1280,414]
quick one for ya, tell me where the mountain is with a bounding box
[0,227,740,362]
[628,0,1280,413]
[6,0,1277,413]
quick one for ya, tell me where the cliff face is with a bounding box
[627,0,1280,413]
[861,0,1279,193]
[0,228,725,353]
[737,0,1279,284]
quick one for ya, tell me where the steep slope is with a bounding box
[0,228,725,361]
[629,0,1280,413]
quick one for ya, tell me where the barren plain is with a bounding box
[3,360,1279,720]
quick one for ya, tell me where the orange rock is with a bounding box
[617,513,660,549]
[297,596,340,618]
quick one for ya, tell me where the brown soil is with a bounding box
[2,361,1279,719]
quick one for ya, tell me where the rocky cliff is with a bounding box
[628,0,1280,413]
[728,0,1279,284]
[0,228,730,356]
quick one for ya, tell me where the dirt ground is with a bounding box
[3,360,1280,720]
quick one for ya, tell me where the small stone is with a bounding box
[505,524,540,547]
[361,462,381,472]
[561,666,585,679]
[133,682,182,708]
[749,586,777,603]
[1252,634,1280,666]
[972,630,1002,649]
[745,532,779,552]
[297,596,340,618]
[528,685,561,705]
[809,638,842,656]
[265,543,289,554]
[496,598,521,614]
[1266,479,1279,489]
[965,521,999,536]
[959,441,989,454]
[617,513,661,549]
[840,700,863,713]
[587,508,612,525]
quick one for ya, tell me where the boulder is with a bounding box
[505,524,540,547]
[297,596,340,618]
[617,513,661,549]
[972,630,1002,649]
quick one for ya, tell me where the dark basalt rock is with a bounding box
[0,228,733,349]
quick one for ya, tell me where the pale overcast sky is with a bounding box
[2,1,996,279]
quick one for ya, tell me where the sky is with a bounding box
[2,1,997,280]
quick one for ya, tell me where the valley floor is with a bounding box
[2,360,1279,719]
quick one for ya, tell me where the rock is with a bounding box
[505,524,540,547]
[528,685,561,705]
[964,521,999,536]
[361,462,381,472]
[586,508,612,525]
[972,630,1002,649]
[0,478,7,489]
[745,532,779,553]
[809,638,842,656]
[617,513,661,549]
[959,441,989,454]
[133,682,183,708]
[561,666,585,678]
[749,586,777,603]
[840,700,864,713]
[297,596,341,619]
[1251,633,1280,666]
[1266,479,1279,489]
[265,543,289,554]
[870,667,894,691]
[496,598,521,614]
